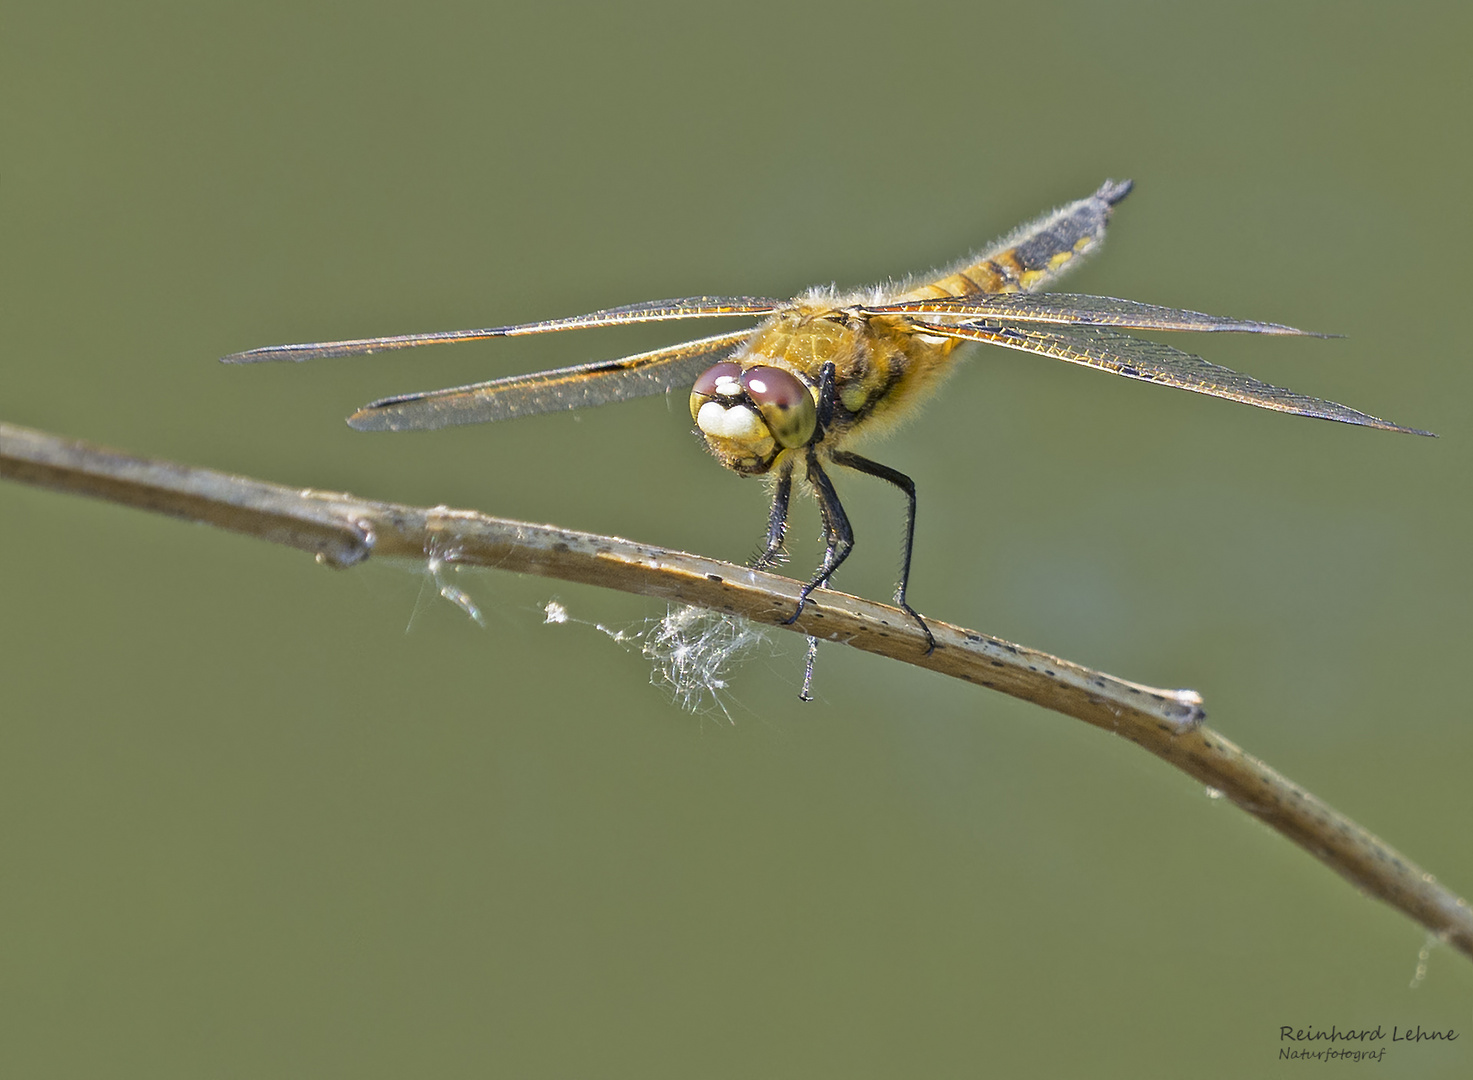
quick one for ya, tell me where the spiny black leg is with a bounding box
[782,451,854,626]
[830,450,934,653]
[814,360,837,433]
[750,460,793,571]
[805,453,854,597]
[795,361,842,595]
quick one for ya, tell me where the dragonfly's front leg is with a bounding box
[750,459,793,571]
[785,360,852,623]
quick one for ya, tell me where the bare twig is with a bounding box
[3,419,1470,960]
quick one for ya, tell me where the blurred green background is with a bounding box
[2,1,1470,1075]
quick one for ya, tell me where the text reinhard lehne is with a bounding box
[1280,1025,1457,1043]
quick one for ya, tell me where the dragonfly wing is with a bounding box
[866,293,1318,336]
[223,297,782,363]
[911,321,1431,435]
[348,328,755,431]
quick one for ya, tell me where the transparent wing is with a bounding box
[222,296,782,364]
[347,328,755,431]
[911,321,1431,435]
[867,293,1319,336]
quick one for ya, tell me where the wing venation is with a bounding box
[910,320,1430,435]
[868,293,1320,336]
[222,297,781,364]
[347,328,756,431]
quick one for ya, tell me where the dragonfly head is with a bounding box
[690,361,818,475]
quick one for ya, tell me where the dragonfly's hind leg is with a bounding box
[830,451,935,653]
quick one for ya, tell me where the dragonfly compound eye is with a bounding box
[740,366,817,450]
[690,360,776,471]
[689,362,745,423]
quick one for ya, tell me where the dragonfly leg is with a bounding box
[784,451,854,625]
[830,450,934,653]
[750,459,794,570]
[814,360,837,433]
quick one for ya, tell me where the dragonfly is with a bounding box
[224,179,1430,652]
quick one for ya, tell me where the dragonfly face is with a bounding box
[223,179,1430,654]
[689,360,817,475]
